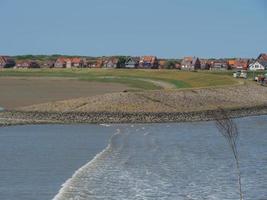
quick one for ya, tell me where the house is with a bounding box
[41,60,55,68]
[103,57,119,68]
[139,56,158,69]
[84,59,103,68]
[16,60,40,68]
[175,63,181,69]
[181,57,201,70]
[54,57,84,68]
[71,57,84,68]
[229,59,249,70]
[54,57,70,68]
[125,57,139,69]
[210,60,228,70]
[0,56,16,68]
[200,59,211,70]
[249,60,267,71]
[257,53,267,61]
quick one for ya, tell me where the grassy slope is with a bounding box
[0,68,238,90]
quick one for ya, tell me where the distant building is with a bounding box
[84,59,103,68]
[249,60,267,71]
[125,57,139,69]
[139,56,158,69]
[200,59,211,70]
[0,56,16,68]
[210,60,228,70]
[229,59,249,70]
[181,57,201,70]
[71,57,84,68]
[257,53,267,61]
[16,60,40,68]
[54,57,84,68]
[103,57,119,68]
[54,57,70,68]
[41,60,55,68]
[175,63,181,69]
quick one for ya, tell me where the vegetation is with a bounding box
[0,68,238,90]
[215,108,243,200]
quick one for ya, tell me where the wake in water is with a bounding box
[53,121,267,200]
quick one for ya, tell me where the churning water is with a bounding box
[0,116,266,200]
[53,116,267,200]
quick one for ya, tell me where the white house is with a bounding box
[249,60,267,71]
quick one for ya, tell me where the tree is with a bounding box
[165,60,176,69]
[215,108,243,200]
[117,56,127,68]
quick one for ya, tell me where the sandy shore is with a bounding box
[0,82,267,126]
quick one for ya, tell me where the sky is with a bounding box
[0,0,266,58]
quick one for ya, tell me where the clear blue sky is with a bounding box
[0,0,266,58]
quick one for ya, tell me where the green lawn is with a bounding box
[0,68,238,90]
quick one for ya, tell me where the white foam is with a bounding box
[52,129,122,200]
[52,143,112,200]
[99,124,111,127]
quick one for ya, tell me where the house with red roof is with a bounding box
[228,59,249,70]
[181,57,201,70]
[54,57,84,68]
[139,56,158,69]
[103,57,119,68]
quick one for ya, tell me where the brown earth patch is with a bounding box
[0,77,133,109]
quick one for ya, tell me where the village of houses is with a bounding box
[0,53,267,72]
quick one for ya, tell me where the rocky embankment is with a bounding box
[1,83,267,126]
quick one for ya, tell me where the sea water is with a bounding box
[0,116,267,200]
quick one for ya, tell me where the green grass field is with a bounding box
[0,68,239,90]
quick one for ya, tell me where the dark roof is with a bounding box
[258,60,267,68]
[126,57,139,64]
[257,53,267,61]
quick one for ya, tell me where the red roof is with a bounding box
[140,56,157,63]
[56,57,81,64]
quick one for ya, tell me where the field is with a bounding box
[0,68,238,90]
[0,68,242,110]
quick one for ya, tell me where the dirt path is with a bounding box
[98,76,176,89]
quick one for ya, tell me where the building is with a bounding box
[210,60,228,70]
[71,57,84,68]
[139,56,158,69]
[41,60,55,68]
[54,57,70,68]
[16,60,40,68]
[249,60,267,71]
[200,59,211,70]
[86,58,105,68]
[229,59,249,70]
[181,57,201,70]
[125,57,139,69]
[257,53,267,61]
[0,56,16,68]
[103,57,119,68]
[54,57,84,68]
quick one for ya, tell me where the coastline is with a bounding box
[1,81,267,127]
[1,105,267,127]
